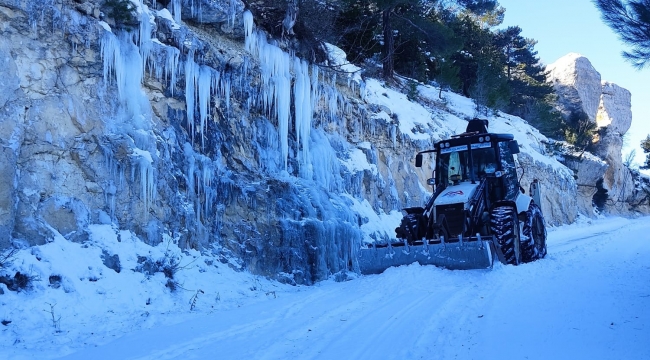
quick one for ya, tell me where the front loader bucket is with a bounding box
[358,239,495,275]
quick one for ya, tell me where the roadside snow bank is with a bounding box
[0,226,291,359]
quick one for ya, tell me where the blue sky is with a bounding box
[497,0,650,166]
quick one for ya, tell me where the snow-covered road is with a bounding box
[58,217,650,360]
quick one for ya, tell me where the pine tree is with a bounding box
[336,0,498,80]
[641,134,650,169]
[447,14,508,108]
[565,110,598,155]
[393,6,461,81]
[336,0,422,79]
[102,0,137,27]
[491,26,562,136]
[594,0,650,68]
[432,57,462,97]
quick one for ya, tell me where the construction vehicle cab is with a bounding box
[358,119,547,274]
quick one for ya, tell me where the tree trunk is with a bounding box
[382,8,394,79]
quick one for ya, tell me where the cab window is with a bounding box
[498,141,519,200]
[472,147,497,178]
[437,149,469,186]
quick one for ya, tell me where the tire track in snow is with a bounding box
[279,268,494,360]
[133,287,366,360]
[397,270,504,360]
[249,272,438,359]
[247,283,394,360]
[96,279,407,360]
[429,217,650,360]
[312,288,437,359]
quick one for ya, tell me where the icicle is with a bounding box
[184,142,196,199]
[131,148,155,214]
[190,0,197,19]
[248,29,292,170]
[277,70,291,171]
[229,0,237,28]
[164,46,180,96]
[183,142,215,223]
[224,75,231,113]
[183,52,214,148]
[293,57,313,178]
[100,31,145,122]
[138,10,152,47]
[213,70,221,104]
[215,71,222,98]
[139,11,153,80]
[198,65,213,149]
[101,32,119,87]
[171,0,181,23]
[201,157,214,221]
[106,181,117,220]
[311,65,320,113]
[327,73,339,124]
[243,10,254,51]
[310,130,341,192]
[185,50,198,143]
[240,57,249,89]
[102,148,122,221]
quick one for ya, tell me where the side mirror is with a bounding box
[509,140,520,154]
[426,178,435,186]
[415,153,423,167]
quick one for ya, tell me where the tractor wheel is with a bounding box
[490,205,522,265]
[522,203,547,262]
[395,214,421,245]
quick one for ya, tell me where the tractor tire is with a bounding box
[490,205,522,265]
[522,203,547,262]
[395,214,421,245]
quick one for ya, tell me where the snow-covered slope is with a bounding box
[358,77,578,227]
[0,225,292,357]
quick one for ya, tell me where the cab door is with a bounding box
[498,141,519,201]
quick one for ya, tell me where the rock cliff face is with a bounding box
[0,0,579,283]
[516,152,578,225]
[547,53,647,215]
[546,53,602,123]
[595,82,636,213]
[560,152,607,216]
[597,82,633,133]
